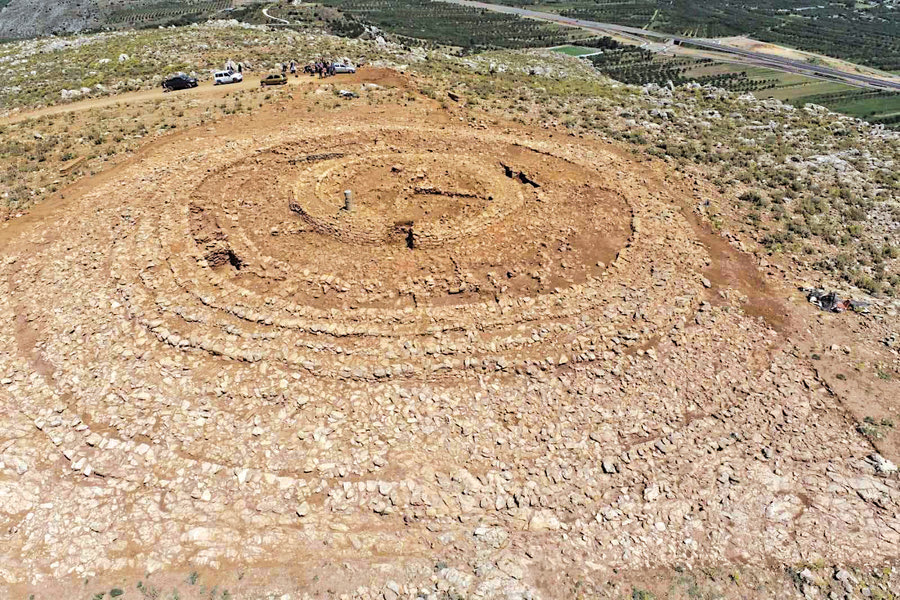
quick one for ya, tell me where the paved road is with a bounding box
[262,4,290,24]
[438,0,900,91]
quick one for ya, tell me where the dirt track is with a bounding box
[0,70,383,125]
[0,71,898,599]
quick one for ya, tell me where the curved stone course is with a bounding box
[105,125,702,382]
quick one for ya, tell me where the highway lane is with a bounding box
[437,0,900,91]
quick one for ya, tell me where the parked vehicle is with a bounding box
[332,63,356,74]
[214,70,243,85]
[162,73,198,91]
[260,73,288,87]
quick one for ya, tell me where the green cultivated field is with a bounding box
[553,37,900,126]
[551,45,599,56]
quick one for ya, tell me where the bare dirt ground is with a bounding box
[0,70,392,126]
[0,69,898,600]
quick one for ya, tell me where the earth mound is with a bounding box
[0,88,897,598]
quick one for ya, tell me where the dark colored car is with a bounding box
[162,74,199,91]
[260,73,287,87]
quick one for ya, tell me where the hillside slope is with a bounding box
[0,0,233,39]
[0,24,898,600]
[0,0,102,39]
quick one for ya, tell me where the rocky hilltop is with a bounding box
[0,23,898,600]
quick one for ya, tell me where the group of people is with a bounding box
[277,60,342,78]
[280,61,296,77]
[310,60,338,78]
[223,57,354,79]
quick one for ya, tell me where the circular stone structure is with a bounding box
[3,99,893,595]
[113,124,703,381]
[190,127,632,305]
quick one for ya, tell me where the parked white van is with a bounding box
[214,71,243,85]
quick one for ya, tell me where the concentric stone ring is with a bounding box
[102,124,705,381]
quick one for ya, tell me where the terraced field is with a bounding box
[318,0,575,48]
[107,0,231,27]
